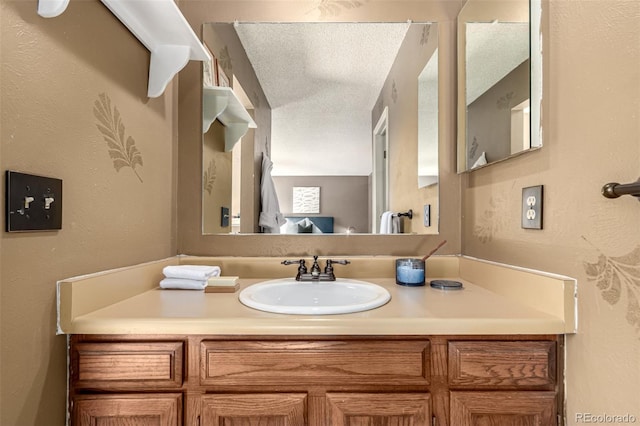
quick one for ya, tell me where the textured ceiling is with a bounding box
[465,22,529,104]
[235,22,411,176]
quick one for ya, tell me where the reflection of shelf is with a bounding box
[37,0,210,98]
[203,86,257,151]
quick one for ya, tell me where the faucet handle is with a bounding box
[282,258,307,272]
[326,259,350,266]
[324,259,351,275]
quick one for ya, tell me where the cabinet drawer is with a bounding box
[201,340,430,386]
[72,341,184,390]
[448,341,556,388]
[450,391,557,425]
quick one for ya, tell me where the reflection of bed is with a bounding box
[282,216,334,234]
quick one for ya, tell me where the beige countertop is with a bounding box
[58,256,576,335]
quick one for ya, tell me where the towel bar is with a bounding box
[602,179,640,200]
[395,209,413,219]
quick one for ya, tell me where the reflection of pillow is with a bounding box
[297,222,313,233]
[280,219,297,234]
[472,151,487,169]
[279,217,325,234]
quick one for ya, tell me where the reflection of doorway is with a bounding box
[510,99,530,155]
[372,107,389,233]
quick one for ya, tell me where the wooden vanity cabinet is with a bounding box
[68,334,563,426]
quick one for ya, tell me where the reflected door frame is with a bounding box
[372,107,390,233]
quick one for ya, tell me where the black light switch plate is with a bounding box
[6,171,63,232]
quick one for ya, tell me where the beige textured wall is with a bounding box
[0,0,177,424]
[178,0,463,256]
[462,0,640,419]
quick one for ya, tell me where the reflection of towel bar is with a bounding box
[602,179,640,200]
[394,209,413,219]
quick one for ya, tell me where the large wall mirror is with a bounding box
[457,0,542,172]
[201,22,440,235]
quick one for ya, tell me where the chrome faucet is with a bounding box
[281,255,350,281]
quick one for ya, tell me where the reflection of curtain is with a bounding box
[258,153,285,233]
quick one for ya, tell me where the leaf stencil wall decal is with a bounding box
[391,80,398,103]
[497,91,515,109]
[469,136,479,159]
[584,243,640,334]
[203,159,217,195]
[473,195,508,243]
[218,46,232,73]
[420,25,431,46]
[93,93,144,183]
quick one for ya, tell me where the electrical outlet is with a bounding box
[522,185,543,229]
[6,171,63,232]
[423,204,431,227]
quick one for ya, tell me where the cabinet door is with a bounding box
[200,393,307,426]
[326,393,431,426]
[450,391,556,426]
[73,393,182,426]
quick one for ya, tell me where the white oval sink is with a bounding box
[239,278,391,315]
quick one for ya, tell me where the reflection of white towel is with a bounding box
[160,278,207,290]
[380,211,393,234]
[259,154,286,233]
[391,215,401,233]
[162,265,220,281]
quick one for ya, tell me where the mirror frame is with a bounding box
[456,0,542,173]
[176,0,466,257]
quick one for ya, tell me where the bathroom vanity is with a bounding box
[59,256,575,426]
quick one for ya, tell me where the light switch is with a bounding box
[6,171,63,232]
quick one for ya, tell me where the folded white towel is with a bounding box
[162,265,221,281]
[159,278,207,290]
[380,211,393,234]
